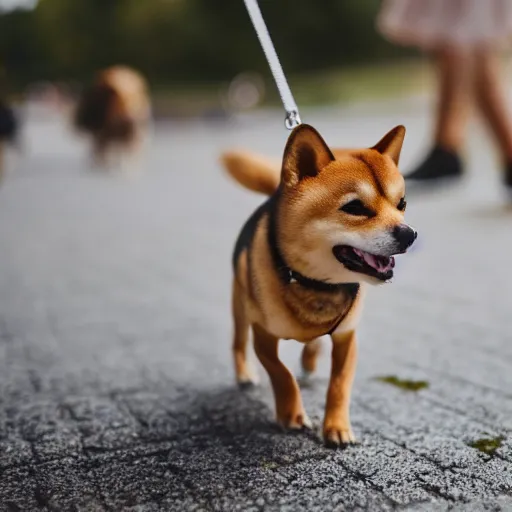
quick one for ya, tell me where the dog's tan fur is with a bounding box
[222,124,412,446]
[74,66,150,167]
[222,152,280,195]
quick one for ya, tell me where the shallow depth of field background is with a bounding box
[1,1,512,510]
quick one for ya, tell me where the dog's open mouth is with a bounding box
[333,246,395,281]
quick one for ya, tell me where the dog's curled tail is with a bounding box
[220,151,280,196]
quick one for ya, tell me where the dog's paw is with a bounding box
[236,364,259,389]
[323,426,357,448]
[236,372,259,389]
[297,370,316,389]
[237,378,257,390]
[300,369,313,382]
[278,410,312,430]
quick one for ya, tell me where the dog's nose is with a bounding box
[393,224,417,253]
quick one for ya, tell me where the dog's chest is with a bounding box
[286,285,348,321]
[267,284,360,341]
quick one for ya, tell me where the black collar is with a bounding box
[267,191,359,295]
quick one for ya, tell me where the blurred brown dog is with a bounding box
[74,66,150,167]
[221,124,416,447]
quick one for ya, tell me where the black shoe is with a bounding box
[405,146,463,182]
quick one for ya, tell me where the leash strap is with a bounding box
[243,0,302,130]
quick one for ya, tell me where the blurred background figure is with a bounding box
[378,0,512,191]
[0,93,19,183]
[74,65,151,170]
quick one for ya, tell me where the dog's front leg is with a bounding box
[252,324,311,429]
[323,330,357,447]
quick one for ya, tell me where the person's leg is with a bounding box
[473,46,512,186]
[407,46,472,181]
[434,46,473,150]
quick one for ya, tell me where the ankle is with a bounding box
[433,142,462,156]
[434,134,464,154]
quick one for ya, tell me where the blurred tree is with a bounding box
[35,0,125,79]
[0,0,413,89]
[0,8,43,88]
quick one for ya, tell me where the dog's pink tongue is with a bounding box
[353,248,377,270]
[354,248,392,272]
[363,252,381,270]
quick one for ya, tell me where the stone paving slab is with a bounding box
[0,105,511,510]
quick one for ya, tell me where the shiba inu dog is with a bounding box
[221,124,416,447]
[74,66,150,168]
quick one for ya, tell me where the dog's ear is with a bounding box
[282,124,335,187]
[371,125,406,165]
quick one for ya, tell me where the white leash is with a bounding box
[243,0,302,130]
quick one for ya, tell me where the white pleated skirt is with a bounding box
[377,0,512,49]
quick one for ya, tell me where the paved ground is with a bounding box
[1,99,512,511]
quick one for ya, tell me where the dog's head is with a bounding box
[277,124,416,285]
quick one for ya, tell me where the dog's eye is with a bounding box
[340,199,374,217]
[397,197,407,211]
